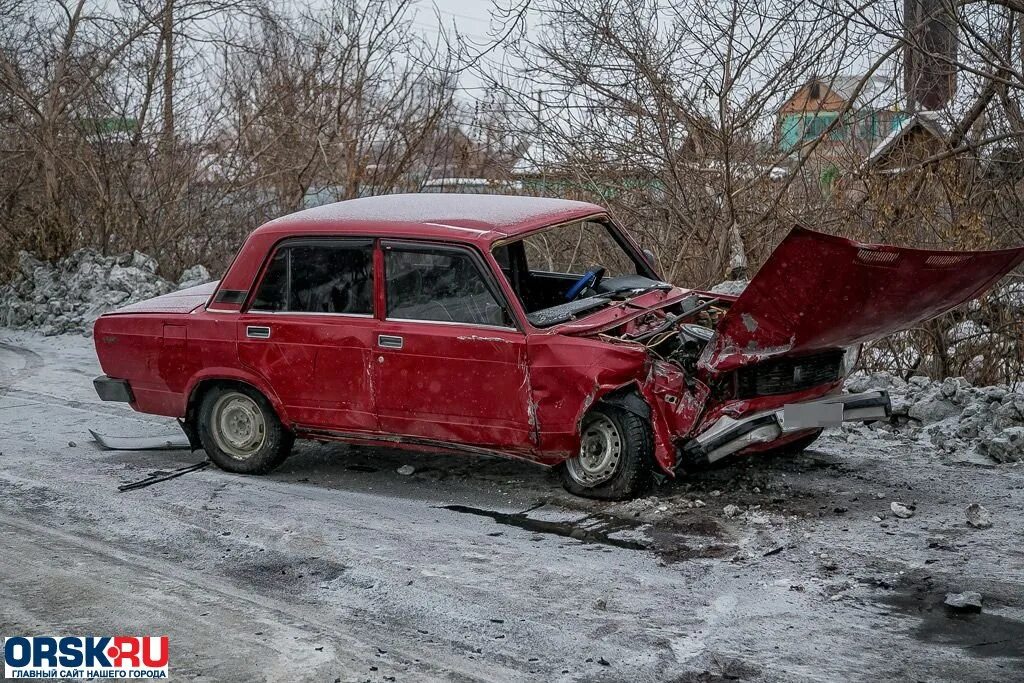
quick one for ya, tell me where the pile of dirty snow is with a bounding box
[708,279,748,296]
[846,371,1024,464]
[0,250,211,336]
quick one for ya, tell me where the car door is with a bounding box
[374,240,534,452]
[237,238,378,432]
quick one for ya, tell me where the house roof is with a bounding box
[788,74,895,110]
[860,110,947,171]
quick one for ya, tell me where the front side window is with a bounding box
[250,241,373,314]
[385,246,512,328]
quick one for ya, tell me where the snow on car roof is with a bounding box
[259,193,605,240]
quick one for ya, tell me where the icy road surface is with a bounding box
[0,330,1022,682]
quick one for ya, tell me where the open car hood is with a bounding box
[699,227,1024,375]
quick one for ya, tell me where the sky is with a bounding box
[410,0,529,96]
[416,0,500,37]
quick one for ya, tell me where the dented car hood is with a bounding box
[699,227,1024,375]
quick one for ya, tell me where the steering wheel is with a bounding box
[565,266,606,301]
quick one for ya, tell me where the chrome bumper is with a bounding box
[680,390,890,467]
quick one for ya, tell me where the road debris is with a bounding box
[944,591,983,612]
[965,503,993,528]
[890,502,914,519]
[397,465,415,476]
[118,461,211,492]
[90,429,191,451]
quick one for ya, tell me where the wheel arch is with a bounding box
[574,382,678,476]
[182,370,290,448]
[597,384,652,420]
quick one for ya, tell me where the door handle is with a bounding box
[378,334,404,349]
[246,325,271,339]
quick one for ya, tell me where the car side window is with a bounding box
[250,242,373,315]
[385,246,512,328]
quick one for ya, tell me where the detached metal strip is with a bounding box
[118,461,211,492]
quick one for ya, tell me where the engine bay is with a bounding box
[608,294,730,375]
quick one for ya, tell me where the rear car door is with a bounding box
[238,238,377,432]
[374,240,534,451]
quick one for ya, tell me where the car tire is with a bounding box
[764,428,823,457]
[197,384,294,474]
[559,405,654,500]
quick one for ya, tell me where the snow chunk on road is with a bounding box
[846,371,1024,464]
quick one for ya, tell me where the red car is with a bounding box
[92,195,1024,498]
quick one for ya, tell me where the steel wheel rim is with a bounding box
[211,392,266,459]
[566,414,622,487]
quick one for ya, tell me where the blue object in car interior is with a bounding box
[565,268,600,300]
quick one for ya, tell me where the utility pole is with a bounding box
[161,0,174,147]
[904,0,958,111]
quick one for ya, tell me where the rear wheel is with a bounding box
[198,384,293,474]
[559,405,654,500]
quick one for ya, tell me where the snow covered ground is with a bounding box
[1,329,1022,681]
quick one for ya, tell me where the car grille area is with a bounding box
[734,350,844,399]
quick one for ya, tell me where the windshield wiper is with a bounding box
[602,281,673,297]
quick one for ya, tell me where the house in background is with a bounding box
[859,110,947,174]
[778,75,907,158]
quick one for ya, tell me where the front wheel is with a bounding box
[559,405,654,500]
[198,384,293,474]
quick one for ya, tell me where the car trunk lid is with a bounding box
[104,281,219,315]
[699,227,1024,375]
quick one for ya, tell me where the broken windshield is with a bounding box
[493,219,660,327]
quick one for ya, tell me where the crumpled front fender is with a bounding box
[637,360,709,474]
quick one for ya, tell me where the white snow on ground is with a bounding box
[0,250,211,336]
[2,328,1023,681]
[845,371,1024,464]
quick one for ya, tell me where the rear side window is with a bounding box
[250,241,373,314]
[385,246,512,327]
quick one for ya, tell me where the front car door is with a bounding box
[374,240,534,453]
[237,238,378,432]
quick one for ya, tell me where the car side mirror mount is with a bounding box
[642,248,656,268]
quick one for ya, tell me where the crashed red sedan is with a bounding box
[92,195,1024,499]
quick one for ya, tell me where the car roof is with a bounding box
[252,193,607,244]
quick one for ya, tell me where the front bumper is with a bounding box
[93,375,134,403]
[680,390,890,467]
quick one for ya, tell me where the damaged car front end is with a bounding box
[509,223,1024,498]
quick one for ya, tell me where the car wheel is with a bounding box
[198,384,293,474]
[559,405,654,500]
